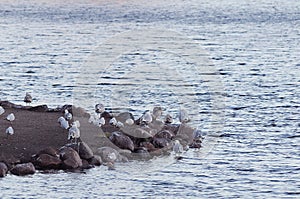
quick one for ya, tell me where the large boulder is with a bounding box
[59,147,82,169]
[10,163,36,176]
[78,142,94,160]
[38,147,59,157]
[34,154,62,170]
[0,162,8,177]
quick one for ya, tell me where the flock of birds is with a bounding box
[1,92,33,139]
[2,92,205,163]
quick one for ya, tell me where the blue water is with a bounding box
[0,0,300,198]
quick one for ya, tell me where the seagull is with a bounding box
[24,92,33,105]
[179,108,190,124]
[125,118,134,126]
[68,122,80,144]
[164,114,173,124]
[98,117,105,127]
[193,129,206,140]
[95,103,105,115]
[64,109,72,121]
[0,106,5,115]
[73,120,80,128]
[152,106,163,120]
[5,126,14,138]
[109,117,117,126]
[58,116,69,130]
[142,110,152,125]
[173,140,183,158]
[109,117,123,128]
[6,113,15,124]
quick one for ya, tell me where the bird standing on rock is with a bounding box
[179,109,190,124]
[64,109,72,121]
[6,113,15,124]
[68,122,81,144]
[142,110,152,125]
[5,126,14,138]
[58,116,69,130]
[152,106,163,120]
[24,92,33,106]
[95,103,105,115]
[173,140,184,159]
[164,114,173,124]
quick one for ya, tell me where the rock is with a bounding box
[59,147,82,169]
[152,137,171,148]
[81,159,94,169]
[34,154,62,169]
[88,155,102,166]
[140,142,156,152]
[28,105,48,112]
[10,162,36,176]
[155,130,174,139]
[96,147,128,163]
[78,142,94,160]
[109,131,135,151]
[38,147,59,157]
[0,162,8,177]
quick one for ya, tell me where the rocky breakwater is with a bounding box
[0,101,204,178]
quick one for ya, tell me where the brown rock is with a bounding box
[0,162,8,177]
[78,142,94,160]
[34,154,62,169]
[89,155,102,166]
[10,162,36,176]
[38,147,59,157]
[152,137,171,148]
[81,159,93,169]
[59,147,82,169]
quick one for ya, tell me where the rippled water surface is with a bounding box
[0,0,300,198]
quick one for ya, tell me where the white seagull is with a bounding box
[0,106,5,115]
[64,109,72,121]
[98,117,106,127]
[179,108,190,124]
[58,116,69,130]
[6,113,15,124]
[95,103,105,115]
[24,92,33,105]
[173,140,183,155]
[142,110,152,124]
[5,126,14,138]
[152,106,163,120]
[68,122,80,144]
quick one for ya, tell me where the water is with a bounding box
[1,0,300,198]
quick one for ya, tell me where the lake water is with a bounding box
[0,0,300,198]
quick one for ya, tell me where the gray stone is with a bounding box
[79,142,94,160]
[59,147,82,169]
[0,162,8,177]
[34,154,62,169]
[10,162,36,176]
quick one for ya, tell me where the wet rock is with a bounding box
[88,155,102,166]
[109,132,135,151]
[155,130,174,139]
[0,162,8,177]
[140,142,156,152]
[96,147,128,163]
[152,137,171,148]
[10,162,36,176]
[34,154,62,169]
[59,147,82,169]
[81,159,94,170]
[78,142,94,160]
